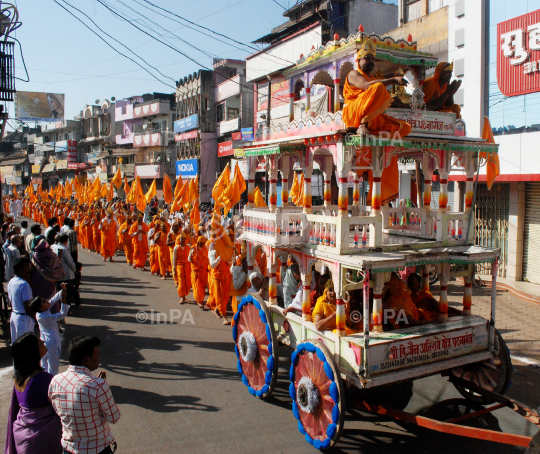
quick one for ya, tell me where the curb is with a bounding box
[456,277,540,306]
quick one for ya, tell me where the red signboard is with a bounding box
[175,130,198,141]
[497,9,540,97]
[231,132,242,141]
[257,76,290,111]
[218,141,234,157]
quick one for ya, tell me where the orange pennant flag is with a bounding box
[111,167,122,189]
[123,176,130,195]
[101,182,109,199]
[145,179,157,204]
[253,186,267,207]
[212,163,230,201]
[480,116,500,190]
[107,182,114,201]
[175,172,183,197]
[190,198,201,228]
[219,163,246,216]
[163,174,173,204]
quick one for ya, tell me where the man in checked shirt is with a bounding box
[49,336,121,454]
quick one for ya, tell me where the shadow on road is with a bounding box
[110,385,220,413]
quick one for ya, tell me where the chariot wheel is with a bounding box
[232,295,278,399]
[290,340,345,450]
[449,329,512,404]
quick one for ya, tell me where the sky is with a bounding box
[6,0,294,130]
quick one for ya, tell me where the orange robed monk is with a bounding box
[99,209,118,262]
[118,217,134,265]
[208,240,231,325]
[423,61,462,118]
[155,223,171,279]
[173,235,191,303]
[189,236,209,308]
[343,37,411,138]
[129,215,149,270]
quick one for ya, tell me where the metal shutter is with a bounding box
[523,182,540,283]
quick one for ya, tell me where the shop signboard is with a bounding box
[498,9,540,96]
[241,127,254,141]
[218,141,234,157]
[174,114,199,133]
[175,159,198,178]
[175,130,198,141]
[32,165,41,174]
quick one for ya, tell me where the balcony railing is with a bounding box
[242,207,304,247]
[133,101,171,118]
[216,117,240,136]
[115,132,134,145]
[215,74,241,103]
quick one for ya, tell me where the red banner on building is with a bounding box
[218,141,234,157]
[497,9,540,97]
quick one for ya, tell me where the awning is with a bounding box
[244,143,305,156]
[108,148,137,157]
[42,163,56,173]
[56,160,68,170]
[0,157,27,166]
[87,157,101,164]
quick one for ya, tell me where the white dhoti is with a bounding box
[10,313,35,343]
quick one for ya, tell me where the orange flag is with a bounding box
[253,186,267,207]
[175,173,183,197]
[123,176,130,195]
[171,181,188,212]
[145,179,157,204]
[289,173,300,205]
[163,174,173,204]
[111,167,122,188]
[480,116,500,190]
[190,198,201,228]
[135,178,146,212]
[220,163,246,216]
[212,163,230,201]
[101,182,109,199]
[107,182,114,201]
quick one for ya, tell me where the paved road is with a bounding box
[0,246,538,453]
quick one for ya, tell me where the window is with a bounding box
[429,0,448,13]
[204,96,210,111]
[216,103,225,122]
[228,108,239,120]
[229,69,237,78]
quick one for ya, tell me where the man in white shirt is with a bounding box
[8,256,35,342]
[20,221,30,240]
[9,198,18,219]
[4,235,21,282]
[16,198,22,217]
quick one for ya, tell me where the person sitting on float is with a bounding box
[423,61,462,118]
[343,37,412,138]
[312,281,363,334]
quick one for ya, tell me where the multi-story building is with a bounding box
[387,0,540,284]
[39,120,82,185]
[77,100,116,182]
[213,59,254,173]
[132,93,176,193]
[175,70,217,202]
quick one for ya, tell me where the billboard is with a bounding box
[218,141,234,157]
[15,91,65,121]
[175,159,198,178]
[497,9,540,97]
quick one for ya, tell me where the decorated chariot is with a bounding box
[232,28,539,450]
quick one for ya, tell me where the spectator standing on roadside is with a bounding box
[20,221,29,240]
[4,332,63,454]
[66,218,79,263]
[51,234,76,306]
[4,235,22,282]
[25,224,41,254]
[49,336,121,454]
[8,257,35,342]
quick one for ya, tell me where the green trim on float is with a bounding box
[345,136,499,153]
[244,144,305,157]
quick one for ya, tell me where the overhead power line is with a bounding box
[53,0,176,89]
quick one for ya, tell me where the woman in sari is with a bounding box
[30,237,65,313]
[4,332,62,454]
